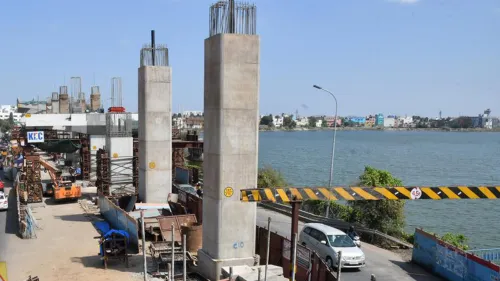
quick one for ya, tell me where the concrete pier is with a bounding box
[138,65,172,203]
[198,32,260,280]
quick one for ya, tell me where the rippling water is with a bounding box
[258,130,500,249]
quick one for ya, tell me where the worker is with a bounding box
[195,182,203,198]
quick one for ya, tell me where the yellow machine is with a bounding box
[40,158,82,201]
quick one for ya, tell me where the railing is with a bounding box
[258,202,413,249]
[467,248,500,265]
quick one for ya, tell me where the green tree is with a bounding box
[283,116,296,129]
[308,117,317,128]
[321,119,328,127]
[0,120,12,134]
[257,166,287,189]
[8,112,14,125]
[260,115,273,126]
[348,166,406,236]
[440,233,469,250]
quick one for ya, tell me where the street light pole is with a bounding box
[313,85,338,218]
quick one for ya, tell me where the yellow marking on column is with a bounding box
[318,188,337,200]
[478,186,497,199]
[395,187,412,198]
[497,187,500,194]
[439,187,460,199]
[264,188,276,202]
[289,188,303,200]
[276,189,290,202]
[458,186,479,199]
[421,187,441,200]
[304,188,318,200]
[335,187,355,200]
[373,187,398,200]
[352,187,378,200]
[251,190,262,201]
[241,191,249,202]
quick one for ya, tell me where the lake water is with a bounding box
[258,130,500,249]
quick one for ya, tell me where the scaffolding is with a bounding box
[79,133,91,180]
[21,155,43,203]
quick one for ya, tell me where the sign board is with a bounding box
[26,131,44,143]
[282,239,311,268]
[224,187,234,198]
[411,187,422,200]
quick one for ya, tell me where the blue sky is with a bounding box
[1,0,499,117]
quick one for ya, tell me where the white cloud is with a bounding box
[387,0,420,4]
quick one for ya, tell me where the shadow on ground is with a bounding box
[390,260,444,281]
[54,213,93,222]
[71,255,156,273]
[5,186,19,235]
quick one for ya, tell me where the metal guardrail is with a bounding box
[258,202,413,249]
[467,248,500,265]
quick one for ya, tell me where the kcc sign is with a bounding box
[27,131,44,143]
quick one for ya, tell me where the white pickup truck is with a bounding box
[0,191,8,211]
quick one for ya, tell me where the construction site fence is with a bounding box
[172,184,203,224]
[255,226,337,281]
[259,202,412,249]
[412,228,500,281]
[98,194,139,253]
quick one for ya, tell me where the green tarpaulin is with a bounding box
[35,140,81,153]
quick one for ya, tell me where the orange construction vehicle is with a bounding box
[40,158,82,201]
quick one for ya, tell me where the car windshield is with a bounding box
[327,234,356,247]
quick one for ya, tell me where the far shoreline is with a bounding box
[258,127,500,133]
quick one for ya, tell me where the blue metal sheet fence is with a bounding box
[412,229,500,281]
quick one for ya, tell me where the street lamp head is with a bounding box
[313,85,322,90]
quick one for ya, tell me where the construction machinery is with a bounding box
[40,157,82,201]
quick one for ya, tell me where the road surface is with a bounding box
[256,207,443,281]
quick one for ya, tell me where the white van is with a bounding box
[299,223,365,269]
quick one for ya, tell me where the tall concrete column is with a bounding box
[138,40,172,203]
[198,2,260,280]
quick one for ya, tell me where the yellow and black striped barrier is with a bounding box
[239,186,500,202]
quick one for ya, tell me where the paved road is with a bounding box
[0,186,17,266]
[256,207,443,281]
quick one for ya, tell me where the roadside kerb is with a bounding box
[258,202,413,249]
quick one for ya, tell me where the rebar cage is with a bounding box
[209,0,257,37]
[140,44,169,67]
[106,112,132,137]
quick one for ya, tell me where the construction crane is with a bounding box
[40,157,82,202]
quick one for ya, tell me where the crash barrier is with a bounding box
[255,226,337,281]
[412,229,500,281]
[466,248,500,266]
[241,186,500,202]
[172,184,203,224]
[259,202,412,249]
[98,194,139,253]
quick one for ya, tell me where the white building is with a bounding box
[0,105,22,122]
[315,119,323,127]
[296,117,308,127]
[182,111,203,117]
[273,116,284,127]
[397,116,413,127]
[384,117,396,128]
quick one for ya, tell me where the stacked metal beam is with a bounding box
[96,149,110,195]
[23,156,43,203]
[79,133,91,180]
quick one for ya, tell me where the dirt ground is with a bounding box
[3,187,153,281]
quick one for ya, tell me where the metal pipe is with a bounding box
[291,233,298,281]
[140,211,147,281]
[151,30,156,66]
[258,267,262,281]
[265,217,271,281]
[312,85,338,218]
[337,251,343,280]
[229,267,233,281]
[171,223,175,281]
[289,201,300,279]
[183,234,187,281]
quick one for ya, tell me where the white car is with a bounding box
[299,223,365,269]
[0,192,8,211]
